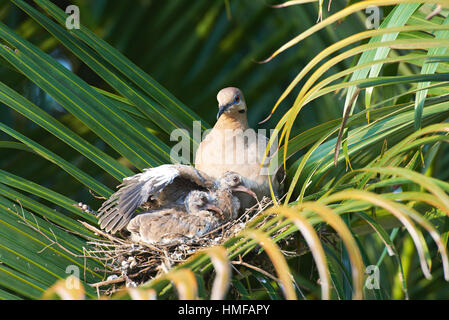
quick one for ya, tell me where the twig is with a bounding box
[79,221,126,244]
[334,87,361,166]
[89,189,107,200]
[10,204,80,257]
[232,255,279,283]
[90,276,126,288]
[426,5,441,20]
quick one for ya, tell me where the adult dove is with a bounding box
[195,87,282,210]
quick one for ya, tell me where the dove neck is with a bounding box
[214,113,249,130]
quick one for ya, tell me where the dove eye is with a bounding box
[233,177,239,183]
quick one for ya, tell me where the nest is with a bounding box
[81,197,276,295]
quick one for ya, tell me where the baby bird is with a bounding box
[126,172,256,245]
[96,162,257,238]
[126,190,223,244]
[213,171,255,220]
[97,164,216,234]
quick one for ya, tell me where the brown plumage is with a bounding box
[97,164,216,234]
[195,87,283,211]
[126,190,223,244]
[96,162,257,238]
[126,172,256,244]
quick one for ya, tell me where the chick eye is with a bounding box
[234,95,240,104]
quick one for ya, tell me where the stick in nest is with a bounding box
[83,196,276,293]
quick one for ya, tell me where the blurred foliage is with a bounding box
[0,0,449,300]
[0,0,365,226]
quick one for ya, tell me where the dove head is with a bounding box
[185,190,222,216]
[216,87,247,120]
[219,172,257,201]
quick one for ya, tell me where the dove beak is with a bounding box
[231,185,258,200]
[205,204,223,217]
[217,103,232,119]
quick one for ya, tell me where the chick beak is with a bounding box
[206,204,224,218]
[231,185,258,201]
[217,103,231,120]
